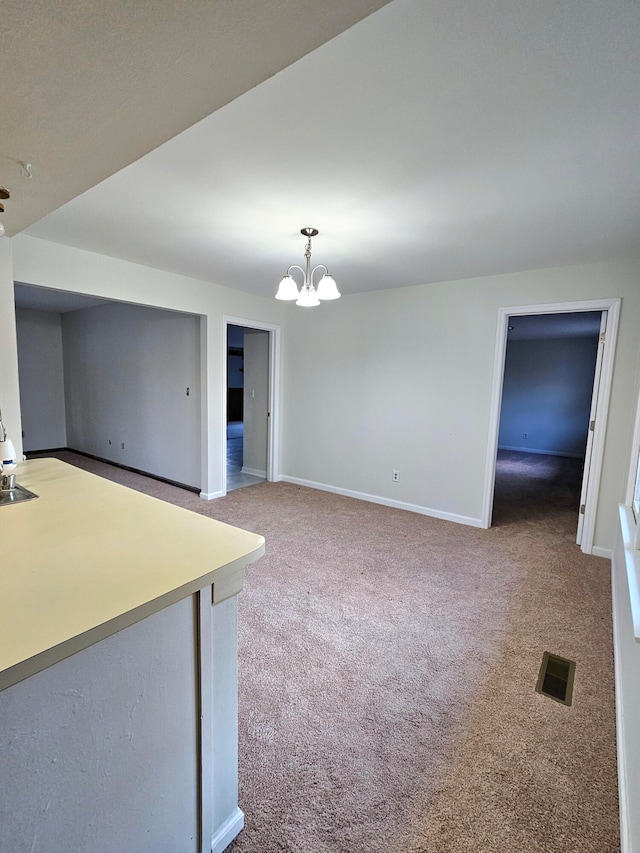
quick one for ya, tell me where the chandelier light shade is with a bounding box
[275,227,341,306]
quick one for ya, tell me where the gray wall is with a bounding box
[8,237,640,551]
[62,302,201,488]
[280,258,640,551]
[15,307,67,451]
[498,336,599,457]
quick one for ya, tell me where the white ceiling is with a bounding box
[7,0,640,300]
[0,0,390,235]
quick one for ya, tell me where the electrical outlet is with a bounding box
[392,470,400,483]
[523,433,528,439]
[121,442,125,449]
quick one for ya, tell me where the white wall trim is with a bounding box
[199,314,210,497]
[280,475,483,527]
[580,300,621,552]
[625,383,640,507]
[211,807,245,853]
[200,490,224,501]
[612,559,632,853]
[241,466,266,478]
[198,590,214,853]
[482,297,621,555]
[591,546,613,560]
[222,316,281,496]
[625,387,640,551]
[497,445,584,459]
[617,505,640,641]
[612,508,638,853]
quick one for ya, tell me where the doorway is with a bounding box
[226,325,268,491]
[223,317,280,494]
[14,283,203,490]
[482,298,620,555]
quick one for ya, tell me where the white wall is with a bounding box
[282,258,640,552]
[0,240,22,456]
[62,302,201,488]
[243,330,269,477]
[498,335,599,457]
[5,237,640,551]
[8,234,284,497]
[15,308,67,451]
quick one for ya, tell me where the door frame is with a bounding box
[222,316,281,494]
[481,297,621,554]
[576,311,607,546]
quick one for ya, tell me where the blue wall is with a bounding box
[498,335,599,458]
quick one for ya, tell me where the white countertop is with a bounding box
[0,458,265,690]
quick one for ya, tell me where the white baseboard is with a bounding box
[200,490,224,500]
[280,476,482,527]
[498,445,584,459]
[611,558,632,853]
[211,807,244,853]
[241,466,267,478]
[591,546,613,560]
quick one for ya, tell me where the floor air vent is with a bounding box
[536,652,575,706]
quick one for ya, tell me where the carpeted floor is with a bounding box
[34,450,619,852]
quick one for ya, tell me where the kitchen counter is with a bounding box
[0,458,265,853]
[0,457,264,691]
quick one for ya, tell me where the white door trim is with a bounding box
[625,381,640,551]
[576,311,607,546]
[481,297,621,554]
[625,387,640,507]
[222,316,281,495]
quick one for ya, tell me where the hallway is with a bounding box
[227,421,265,492]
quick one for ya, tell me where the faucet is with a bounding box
[0,406,17,491]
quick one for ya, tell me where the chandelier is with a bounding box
[275,227,340,307]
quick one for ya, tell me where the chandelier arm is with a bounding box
[310,264,328,285]
[286,264,306,282]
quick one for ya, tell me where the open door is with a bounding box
[223,316,281,495]
[576,311,607,545]
[242,329,269,480]
[482,297,620,555]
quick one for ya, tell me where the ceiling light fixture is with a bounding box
[275,227,340,307]
[0,186,7,235]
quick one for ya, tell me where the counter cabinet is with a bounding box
[0,459,264,853]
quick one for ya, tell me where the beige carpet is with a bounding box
[37,451,620,852]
